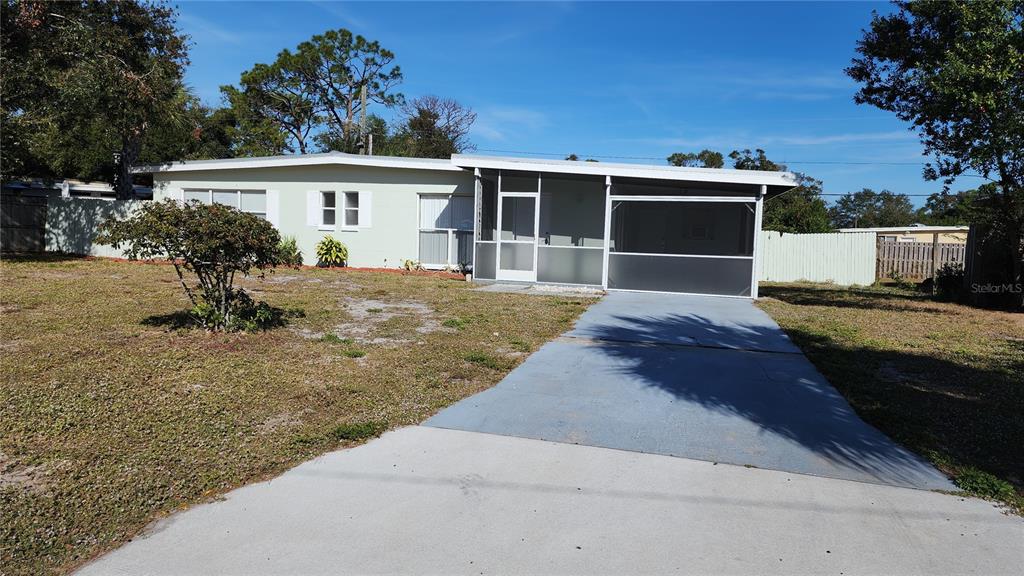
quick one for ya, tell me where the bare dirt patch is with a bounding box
[330,297,449,345]
[0,454,49,494]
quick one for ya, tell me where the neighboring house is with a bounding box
[134,152,797,298]
[838,225,969,244]
[1,179,152,200]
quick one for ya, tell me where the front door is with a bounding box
[496,192,538,281]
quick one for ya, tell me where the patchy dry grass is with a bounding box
[758,283,1024,513]
[0,257,590,575]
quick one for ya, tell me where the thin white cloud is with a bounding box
[178,12,245,46]
[473,106,549,142]
[308,1,371,31]
[629,130,915,149]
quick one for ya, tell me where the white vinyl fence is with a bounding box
[46,197,139,258]
[759,230,876,286]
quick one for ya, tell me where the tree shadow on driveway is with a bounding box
[580,311,955,489]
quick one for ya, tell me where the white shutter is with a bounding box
[358,190,372,228]
[306,190,319,227]
[266,190,280,228]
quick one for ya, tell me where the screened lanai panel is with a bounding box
[607,254,753,296]
[611,201,754,256]
[609,199,755,296]
[475,243,496,279]
[538,246,603,285]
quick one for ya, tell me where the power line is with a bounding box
[475,147,931,166]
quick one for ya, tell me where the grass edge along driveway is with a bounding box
[757,283,1023,515]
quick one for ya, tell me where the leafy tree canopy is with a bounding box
[222,28,403,155]
[847,0,1024,304]
[729,148,785,172]
[1,0,190,197]
[727,149,832,233]
[667,149,724,168]
[915,190,977,225]
[829,188,917,229]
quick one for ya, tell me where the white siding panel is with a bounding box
[758,231,875,286]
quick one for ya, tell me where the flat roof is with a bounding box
[451,154,799,193]
[133,150,799,195]
[838,226,969,233]
[133,151,463,174]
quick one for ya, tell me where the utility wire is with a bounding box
[475,147,929,166]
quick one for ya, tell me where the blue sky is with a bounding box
[176,0,960,206]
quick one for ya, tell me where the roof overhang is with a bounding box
[133,151,464,174]
[451,154,799,197]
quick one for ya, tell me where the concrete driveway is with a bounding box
[427,291,952,490]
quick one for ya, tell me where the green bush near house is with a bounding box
[316,235,348,267]
[276,235,304,267]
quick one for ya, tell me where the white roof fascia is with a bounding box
[133,151,464,174]
[450,154,798,188]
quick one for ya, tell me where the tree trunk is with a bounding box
[115,135,142,200]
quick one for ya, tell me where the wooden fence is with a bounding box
[876,240,966,280]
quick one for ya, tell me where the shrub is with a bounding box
[889,268,915,290]
[96,199,282,331]
[276,235,304,267]
[402,259,424,271]
[316,235,348,267]
[934,263,965,301]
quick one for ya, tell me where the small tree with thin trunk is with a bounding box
[847,0,1024,308]
[96,199,283,331]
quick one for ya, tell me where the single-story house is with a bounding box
[135,152,797,298]
[838,225,969,244]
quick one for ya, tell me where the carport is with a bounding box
[451,155,797,297]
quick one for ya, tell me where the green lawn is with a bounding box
[758,283,1024,513]
[0,257,591,575]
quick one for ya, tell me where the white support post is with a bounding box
[472,168,481,275]
[602,175,612,289]
[533,172,542,280]
[751,184,766,298]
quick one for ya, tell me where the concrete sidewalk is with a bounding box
[77,426,1022,576]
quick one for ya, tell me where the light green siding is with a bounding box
[153,164,474,268]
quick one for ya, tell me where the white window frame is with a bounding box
[320,191,337,230]
[341,191,360,229]
[182,188,267,219]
